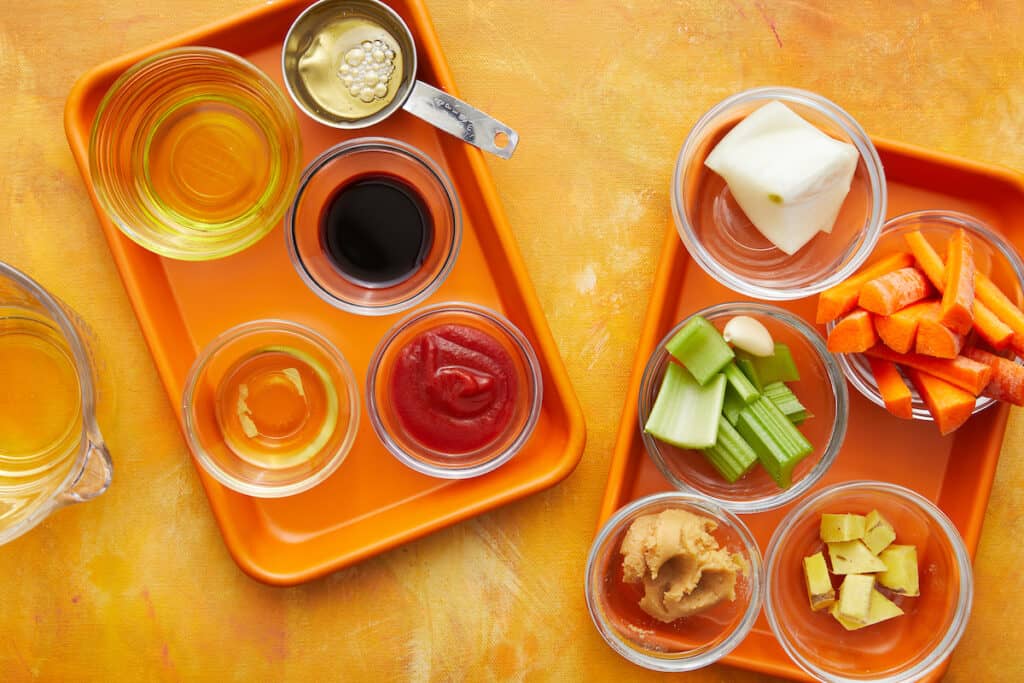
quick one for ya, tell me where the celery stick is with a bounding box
[702,418,758,483]
[737,343,800,388]
[764,381,810,425]
[736,396,812,488]
[665,316,735,386]
[722,384,746,426]
[761,344,800,383]
[644,364,725,449]
[723,362,759,403]
[736,355,763,391]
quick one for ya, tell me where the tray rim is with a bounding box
[596,135,1024,680]
[63,0,586,585]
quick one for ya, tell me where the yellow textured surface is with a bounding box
[2,1,1023,680]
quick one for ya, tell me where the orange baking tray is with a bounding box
[599,138,1024,680]
[64,0,585,585]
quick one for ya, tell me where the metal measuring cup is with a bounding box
[282,0,519,159]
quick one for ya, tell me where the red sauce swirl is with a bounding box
[390,324,518,453]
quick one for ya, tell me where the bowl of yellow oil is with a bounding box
[89,47,303,261]
[182,320,360,498]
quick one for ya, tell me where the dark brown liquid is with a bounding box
[321,175,432,286]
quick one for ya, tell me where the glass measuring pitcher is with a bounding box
[0,262,112,545]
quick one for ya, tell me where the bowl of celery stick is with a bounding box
[638,302,848,513]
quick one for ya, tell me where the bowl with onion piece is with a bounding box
[822,210,1024,434]
[672,87,887,300]
[638,302,848,514]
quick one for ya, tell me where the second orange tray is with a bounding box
[599,139,1024,680]
[64,0,585,585]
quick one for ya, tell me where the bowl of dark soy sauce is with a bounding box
[286,137,461,315]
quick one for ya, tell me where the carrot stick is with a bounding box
[858,267,931,315]
[963,347,1024,406]
[816,252,914,324]
[865,346,993,396]
[904,230,1013,349]
[868,357,913,419]
[903,367,977,435]
[973,304,1014,351]
[974,272,1024,355]
[827,310,877,353]
[904,231,947,289]
[916,319,964,359]
[874,300,940,354]
[940,229,975,334]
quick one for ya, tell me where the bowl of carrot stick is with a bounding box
[818,210,1024,434]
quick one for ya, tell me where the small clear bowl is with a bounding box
[89,47,303,261]
[764,481,973,682]
[286,137,461,316]
[672,86,886,300]
[639,302,848,514]
[182,320,360,498]
[366,302,542,479]
[832,210,1024,421]
[584,492,762,672]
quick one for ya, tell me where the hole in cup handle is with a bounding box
[402,81,519,159]
[60,441,113,504]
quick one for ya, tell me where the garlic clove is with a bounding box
[723,316,775,356]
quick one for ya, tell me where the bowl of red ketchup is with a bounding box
[367,302,543,478]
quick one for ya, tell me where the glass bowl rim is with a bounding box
[284,136,463,317]
[181,318,361,498]
[583,490,764,672]
[670,85,887,301]
[638,301,849,514]
[365,301,542,479]
[762,479,974,683]
[88,46,302,261]
[830,208,1024,421]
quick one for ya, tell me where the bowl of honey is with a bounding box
[182,320,360,498]
[286,137,461,316]
[89,47,303,261]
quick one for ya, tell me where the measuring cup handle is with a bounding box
[402,81,519,159]
[61,441,113,504]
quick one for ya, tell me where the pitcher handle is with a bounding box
[60,441,113,504]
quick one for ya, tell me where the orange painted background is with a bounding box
[2,1,1023,680]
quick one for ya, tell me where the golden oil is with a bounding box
[296,17,404,120]
[0,311,82,526]
[144,97,274,227]
[215,346,339,469]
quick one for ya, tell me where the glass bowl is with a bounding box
[286,137,461,316]
[89,47,303,261]
[182,320,360,498]
[639,302,848,514]
[832,210,1024,421]
[584,492,762,672]
[764,481,973,682]
[366,302,542,479]
[672,86,886,300]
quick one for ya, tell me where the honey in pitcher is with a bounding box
[144,97,274,226]
[215,347,339,469]
[296,16,404,120]
[0,313,82,523]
